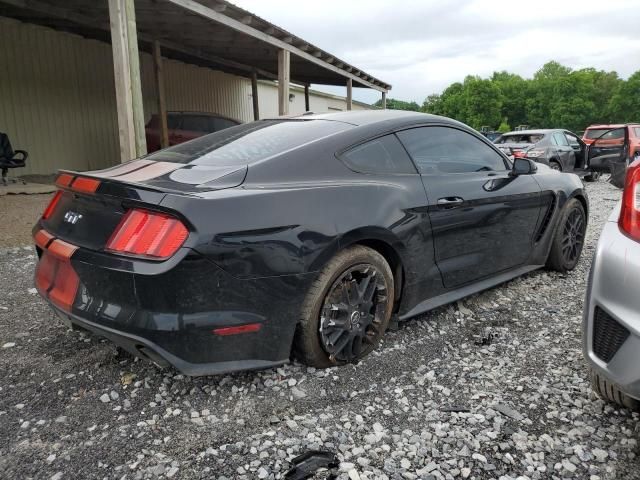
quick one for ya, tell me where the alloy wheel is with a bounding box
[561,207,585,264]
[319,264,389,363]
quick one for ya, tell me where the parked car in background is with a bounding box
[583,125,639,188]
[478,126,502,142]
[33,111,588,375]
[583,124,640,159]
[583,157,640,411]
[145,111,240,152]
[494,129,600,181]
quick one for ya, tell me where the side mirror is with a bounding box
[511,157,537,176]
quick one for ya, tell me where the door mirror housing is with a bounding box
[511,158,537,176]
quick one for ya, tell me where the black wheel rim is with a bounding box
[319,264,389,363]
[561,208,585,264]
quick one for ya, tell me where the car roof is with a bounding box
[502,129,555,135]
[586,124,639,128]
[287,110,451,127]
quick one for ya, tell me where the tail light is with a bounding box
[619,158,640,242]
[42,191,63,219]
[106,209,188,259]
[34,236,79,312]
[513,150,527,158]
[524,149,544,158]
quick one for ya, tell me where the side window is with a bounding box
[340,134,417,174]
[396,126,508,174]
[553,132,569,146]
[565,133,579,147]
[167,114,182,130]
[182,115,210,133]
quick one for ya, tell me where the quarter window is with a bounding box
[396,126,508,174]
[340,134,417,174]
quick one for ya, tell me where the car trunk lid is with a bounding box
[40,160,245,252]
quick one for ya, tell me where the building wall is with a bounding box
[0,16,370,176]
[0,16,120,174]
[256,82,369,118]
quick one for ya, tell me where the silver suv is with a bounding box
[583,157,640,410]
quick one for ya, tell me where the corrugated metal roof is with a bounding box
[0,0,391,91]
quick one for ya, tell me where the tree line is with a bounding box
[374,61,640,133]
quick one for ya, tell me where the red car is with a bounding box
[145,111,241,152]
[583,124,640,158]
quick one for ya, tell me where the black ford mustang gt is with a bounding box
[33,110,588,375]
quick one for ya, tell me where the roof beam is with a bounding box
[0,0,279,81]
[165,0,388,92]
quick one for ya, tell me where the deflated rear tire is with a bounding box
[546,198,586,272]
[293,245,394,368]
[589,367,639,412]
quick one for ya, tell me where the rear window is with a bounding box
[145,120,351,165]
[585,128,624,139]
[496,134,544,144]
[634,127,640,137]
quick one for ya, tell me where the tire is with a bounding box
[590,367,639,411]
[584,171,601,182]
[293,245,394,368]
[549,160,562,171]
[546,198,586,272]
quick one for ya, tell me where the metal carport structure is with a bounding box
[0,0,391,162]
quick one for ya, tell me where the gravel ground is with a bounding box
[1,179,638,480]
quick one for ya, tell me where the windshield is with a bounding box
[496,134,544,144]
[585,128,624,139]
[145,119,352,165]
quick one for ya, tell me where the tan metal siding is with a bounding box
[0,16,254,175]
[141,56,253,124]
[257,82,370,117]
[0,16,120,175]
[0,16,369,175]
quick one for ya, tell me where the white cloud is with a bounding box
[230,0,640,104]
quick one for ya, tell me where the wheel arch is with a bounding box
[571,192,589,218]
[549,157,562,170]
[337,228,407,312]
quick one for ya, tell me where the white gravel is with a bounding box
[0,179,638,479]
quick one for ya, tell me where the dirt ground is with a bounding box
[0,194,53,248]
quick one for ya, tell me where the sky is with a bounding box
[230,0,640,105]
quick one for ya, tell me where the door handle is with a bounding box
[437,197,464,208]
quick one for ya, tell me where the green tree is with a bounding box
[491,71,528,127]
[418,61,632,133]
[462,76,503,130]
[608,70,640,122]
[422,94,444,115]
[373,98,420,111]
[497,120,511,133]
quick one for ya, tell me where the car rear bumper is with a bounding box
[50,305,287,376]
[34,232,315,376]
[583,210,640,401]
